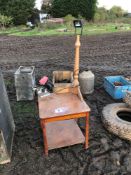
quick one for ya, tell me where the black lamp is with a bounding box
[73,20,83,35]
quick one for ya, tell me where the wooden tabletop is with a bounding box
[38,93,90,119]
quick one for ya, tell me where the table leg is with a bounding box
[41,120,48,156]
[85,112,89,149]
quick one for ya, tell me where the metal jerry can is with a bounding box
[79,71,95,94]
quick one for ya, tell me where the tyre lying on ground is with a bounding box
[124,91,131,108]
[102,103,131,141]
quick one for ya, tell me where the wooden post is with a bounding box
[73,35,81,87]
[85,112,89,149]
[41,120,48,156]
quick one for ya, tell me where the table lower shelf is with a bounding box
[45,119,85,150]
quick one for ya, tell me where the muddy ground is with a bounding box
[0,32,131,175]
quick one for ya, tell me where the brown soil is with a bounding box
[0,32,131,175]
[114,82,123,86]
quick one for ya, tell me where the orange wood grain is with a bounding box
[42,112,89,123]
[85,112,89,149]
[41,120,48,156]
[40,111,90,155]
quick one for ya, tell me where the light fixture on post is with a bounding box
[73,20,83,35]
[72,19,83,87]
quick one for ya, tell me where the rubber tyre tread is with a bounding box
[102,103,131,141]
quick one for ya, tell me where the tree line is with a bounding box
[94,6,126,22]
[50,0,97,21]
[0,0,127,27]
[0,0,35,26]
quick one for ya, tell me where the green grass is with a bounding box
[12,102,35,114]
[0,23,131,37]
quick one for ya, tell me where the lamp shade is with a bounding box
[73,20,83,28]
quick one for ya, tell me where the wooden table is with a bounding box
[38,92,90,156]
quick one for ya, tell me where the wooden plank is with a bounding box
[45,120,85,150]
[0,131,11,164]
[43,112,88,123]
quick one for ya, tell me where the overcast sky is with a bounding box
[35,0,131,12]
[35,0,42,10]
[98,0,131,12]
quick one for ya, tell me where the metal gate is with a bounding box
[0,70,15,164]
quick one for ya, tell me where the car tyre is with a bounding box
[102,103,131,141]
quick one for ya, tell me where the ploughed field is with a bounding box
[0,32,131,175]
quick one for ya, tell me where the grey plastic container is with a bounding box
[15,66,35,101]
[0,70,15,164]
[79,71,95,94]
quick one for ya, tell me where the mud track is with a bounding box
[0,32,131,175]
